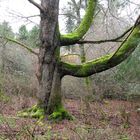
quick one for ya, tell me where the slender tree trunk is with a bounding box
[79,44,92,93]
[47,65,62,114]
[79,44,86,63]
[37,55,56,110]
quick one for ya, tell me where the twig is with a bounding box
[77,26,133,44]
[109,15,140,60]
[28,0,44,12]
[78,39,122,44]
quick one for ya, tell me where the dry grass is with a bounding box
[0,96,139,140]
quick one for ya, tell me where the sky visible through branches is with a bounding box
[0,0,69,33]
[0,0,139,33]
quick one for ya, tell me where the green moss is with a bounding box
[60,53,111,77]
[60,0,97,45]
[17,105,44,120]
[17,104,73,121]
[48,106,73,121]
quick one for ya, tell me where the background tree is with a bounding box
[17,25,39,48]
[0,21,14,38]
[18,25,29,41]
[0,22,15,73]
[28,25,39,48]
[62,0,93,99]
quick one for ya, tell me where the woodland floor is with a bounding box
[0,96,139,140]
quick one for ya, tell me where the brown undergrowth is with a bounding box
[0,96,139,140]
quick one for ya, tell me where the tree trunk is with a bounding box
[37,34,60,114]
[37,55,56,111]
[47,66,62,114]
[17,0,72,120]
[79,44,92,94]
[37,0,60,114]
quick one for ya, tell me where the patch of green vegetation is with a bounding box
[48,106,73,121]
[119,134,131,140]
[127,92,140,101]
[0,89,10,102]
[37,131,68,140]
[18,104,73,122]
[17,105,44,120]
[0,114,16,128]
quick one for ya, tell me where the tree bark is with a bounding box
[37,0,60,113]
[47,66,62,114]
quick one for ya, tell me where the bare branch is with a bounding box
[77,39,122,44]
[0,36,39,56]
[8,10,39,26]
[28,0,44,11]
[77,26,133,44]
[109,15,140,60]
[59,13,77,20]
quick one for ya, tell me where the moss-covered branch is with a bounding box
[0,36,38,56]
[59,24,140,77]
[60,0,97,46]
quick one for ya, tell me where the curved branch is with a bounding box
[59,24,140,77]
[60,0,97,46]
[0,36,38,56]
[28,0,44,11]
